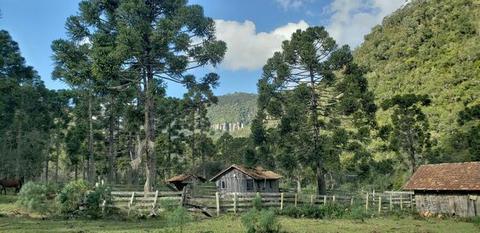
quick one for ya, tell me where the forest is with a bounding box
[0,0,479,197]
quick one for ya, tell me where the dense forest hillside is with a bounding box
[207,92,257,137]
[354,0,480,161]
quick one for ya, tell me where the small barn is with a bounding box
[403,162,480,217]
[210,164,282,193]
[166,174,206,191]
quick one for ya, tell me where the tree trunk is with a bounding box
[45,154,49,183]
[74,163,78,181]
[309,70,326,195]
[296,177,302,193]
[88,93,95,183]
[316,163,326,195]
[190,111,196,167]
[143,71,156,193]
[108,108,115,183]
[15,120,22,179]
[55,136,60,183]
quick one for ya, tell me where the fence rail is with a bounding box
[109,184,415,216]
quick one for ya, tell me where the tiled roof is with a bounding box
[210,164,282,181]
[403,162,480,191]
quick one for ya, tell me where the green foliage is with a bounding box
[277,204,349,219]
[354,0,480,164]
[159,198,181,212]
[252,194,262,210]
[241,209,281,233]
[167,207,192,233]
[56,180,89,215]
[84,183,112,219]
[0,30,57,179]
[255,26,377,193]
[16,182,48,213]
[382,94,432,173]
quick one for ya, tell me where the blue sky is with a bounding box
[0,0,406,97]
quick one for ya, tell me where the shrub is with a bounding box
[277,206,302,218]
[160,198,181,212]
[319,203,347,219]
[17,182,48,213]
[348,205,371,221]
[84,183,112,219]
[167,207,191,233]
[241,209,281,233]
[56,180,89,215]
[252,194,262,210]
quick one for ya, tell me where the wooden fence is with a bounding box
[108,183,415,216]
[110,190,183,215]
[185,191,415,216]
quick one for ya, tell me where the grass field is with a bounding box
[1,194,479,233]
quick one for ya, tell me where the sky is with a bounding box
[0,0,407,97]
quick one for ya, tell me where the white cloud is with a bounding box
[326,0,406,48]
[275,0,311,10]
[214,20,309,71]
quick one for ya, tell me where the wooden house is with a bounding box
[210,164,282,193]
[166,174,206,191]
[403,162,480,217]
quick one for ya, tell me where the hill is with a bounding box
[207,92,258,137]
[354,0,480,157]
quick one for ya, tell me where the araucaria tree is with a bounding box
[60,0,226,191]
[256,27,376,194]
[381,94,432,174]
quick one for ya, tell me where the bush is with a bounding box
[277,203,348,219]
[241,209,281,233]
[167,207,191,233]
[56,180,89,215]
[84,183,112,219]
[252,194,262,210]
[160,198,181,212]
[17,182,48,213]
[348,205,371,221]
[319,203,347,219]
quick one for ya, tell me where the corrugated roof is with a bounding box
[210,164,282,181]
[403,162,480,191]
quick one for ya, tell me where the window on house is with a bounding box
[221,181,226,189]
[269,181,273,189]
[246,179,254,191]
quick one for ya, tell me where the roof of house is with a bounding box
[210,164,282,181]
[166,174,205,183]
[403,162,480,191]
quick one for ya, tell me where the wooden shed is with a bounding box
[403,162,480,217]
[210,164,282,193]
[166,174,206,191]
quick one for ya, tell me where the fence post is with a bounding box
[233,192,238,214]
[128,192,135,216]
[215,192,220,216]
[378,196,382,214]
[101,199,106,214]
[152,190,159,210]
[350,196,354,206]
[294,193,298,207]
[323,195,327,206]
[389,194,393,211]
[410,194,414,210]
[310,195,314,205]
[280,193,284,210]
[400,195,403,210]
[332,195,336,203]
[365,193,369,211]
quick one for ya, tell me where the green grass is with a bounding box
[1,195,479,233]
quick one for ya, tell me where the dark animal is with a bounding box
[0,177,24,195]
